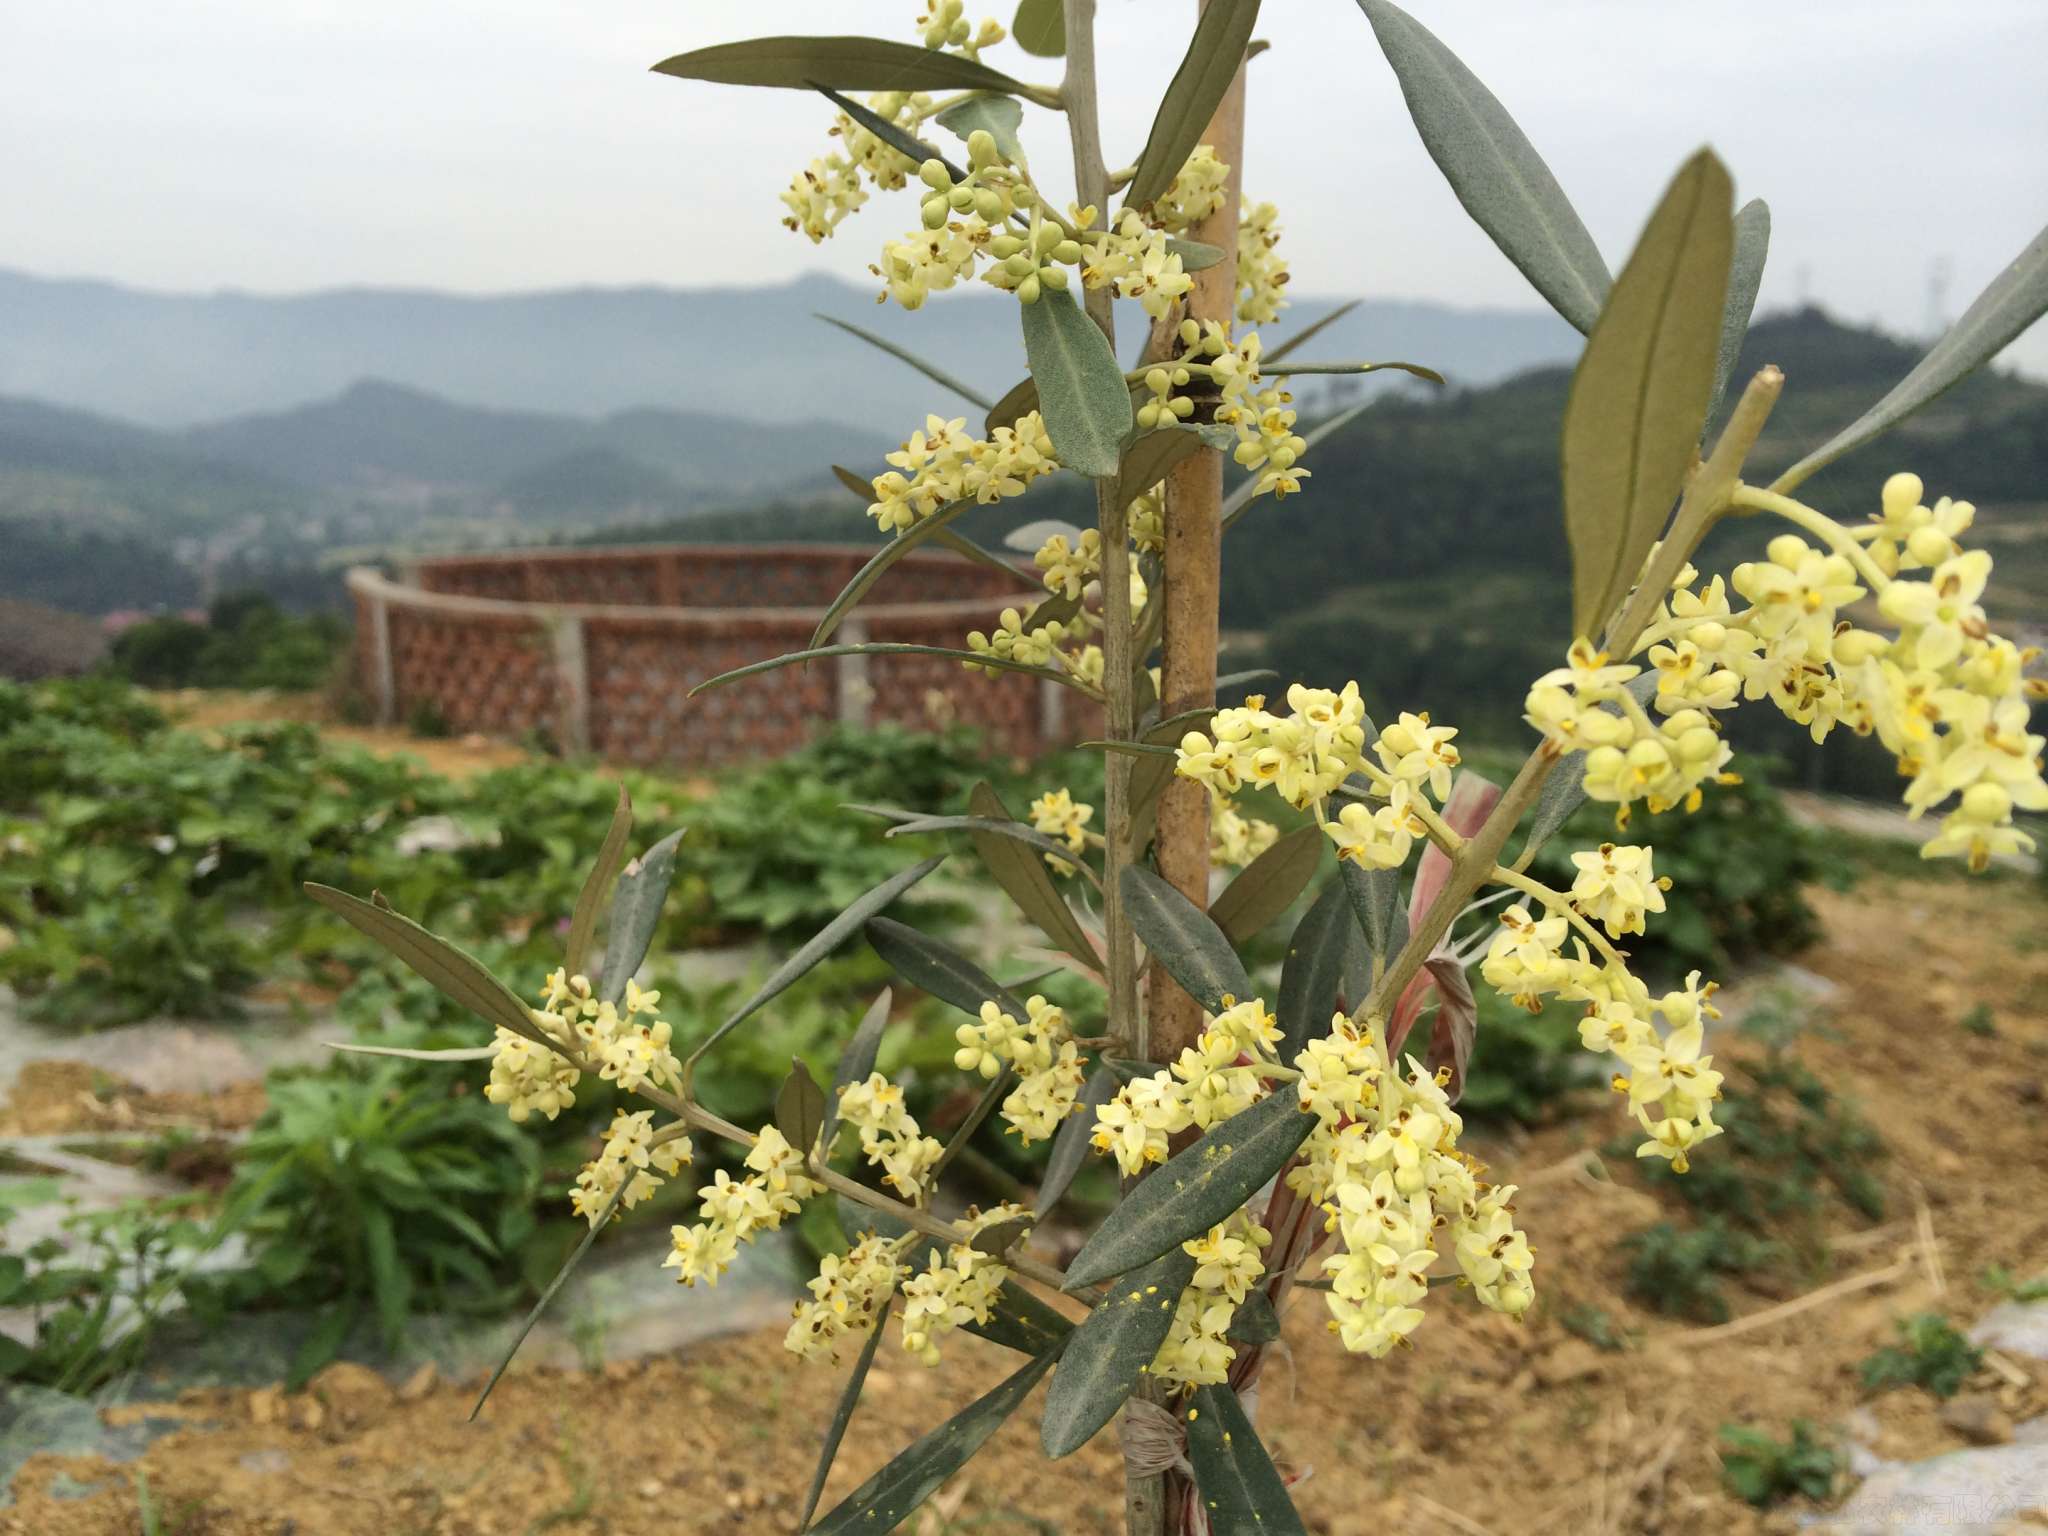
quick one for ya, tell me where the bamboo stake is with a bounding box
[1148,0,1248,1066]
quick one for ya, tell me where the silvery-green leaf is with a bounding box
[883,813,1095,884]
[470,1178,629,1421]
[1338,859,1403,965]
[1010,0,1063,57]
[936,93,1026,166]
[1357,0,1609,333]
[1775,219,2048,494]
[824,988,894,1148]
[1209,824,1325,944]
[1063,1092,1316,1289]
[798,1303,891,1531]
[564,785,632,978]
[692,641,1090,697]
[1225,1290,1280,1344]
[1124,2,1263,210]
[1275,877,1370,1056]
[968,782,1101,969]
[866,917,1025,1019]
[304,884,538,1044]
[774,1059,828,1158]
[816,85,963,183]
[601,829,683,1004]
[1167,237,1226,272]
[927,524,1026,584]
[1119,865,1253,1013]
[1562,149,1733,640]
[1040,1246,1195,1458]
[1035,1065,1118,1219]
[816,312,991,412]
[1265,298,1361,364]
[1020,286,1133,477]
[807,497,973,648]
[1115,425,1210,511]
[322,1042,496,1062]
[652,35,1032,95]
[692,856,944,1064]
[1184,1382,1309,1535]
[985,374,1040,434]
[808,1344,1065,1535]
[1709,198,1771,420]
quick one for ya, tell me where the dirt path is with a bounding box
[7,877,2048,1536]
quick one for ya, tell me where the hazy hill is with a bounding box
[0,268,1581,437]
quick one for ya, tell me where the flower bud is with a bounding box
[1004,251,1035,278]
[1832,628,1887,665]
[918,159,952,192]
[1179,318,1202,346]
[1171,396,1195,418]
[973,187,1004,222]
[1039,263,1068,290]
[988,235,1024,259]
[1051,239,1082,265]
[1766,533,1808,569]
[1906,525,1953,566]
[920,196,950,230]
[947,184,975,212]
[1960,781,2011,824]
[966,129,998,168]
[1017,274,1042,304]
[1146,368,1171,394]
[1882,471,1924,517]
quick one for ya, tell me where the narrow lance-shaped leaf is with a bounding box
[936,93,1025,166]
[1225,1290,1281,1344]
[808,1344,1064,1536]
[304,884,538,1044]
[1275,876,1371,1057]
[927,525,1029,584]
[1167,237,1227,272]
[1775,219,2048,494]
[816,311,991,412]
[886,812,1096,885]
[1064,1092,1317,1290]
[323,1041,497,1063]
[1115,426,1211,513]
[1120,865,1253,1014]
[985,373,1040,435]
[1358,0,1609,333]
[693,642,1092,699]
[691,857,944,1066]
[1208,824,1325,944]
[831,464,872,503]
[968,782,1101,970]
[1220,396,1374,532]
[1514,674,1659,867]
[1337,859,1403,968]
[1124,2,1262,210]
[1035,1064,1118,1219]
[1709,198,1771,421]
[601,828,684,1004]
[814,86,963,183]
[1019,286,1133,477]
[798,1302,892,1532]
[1040,1246,1196,1458]
[1265,297,1361,364]
[471,1177,629,1421]
[866,917,1025,1019]
[1010,0,1063,57]
[775,1059,828,1157]
[807,496,977,648]
[823,987,894,1149]
[652,35,1034,95]
[564,785,632,978]
[1562,148,1733,640]
[1184,1381,1310,1536]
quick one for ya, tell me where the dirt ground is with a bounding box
[155,691,533,782]
[6,874,2048,1535]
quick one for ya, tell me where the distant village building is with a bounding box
[0,598,112,680]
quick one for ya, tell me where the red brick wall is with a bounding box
[352,545,1074,768]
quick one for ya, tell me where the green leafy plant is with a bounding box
[1718,1420,1842,1507]
[1859,1312,1984,1400]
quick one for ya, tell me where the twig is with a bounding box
[1409,1492,1503,1536]
[1910,1180,1947,1297]
[1666,1257,1916,1348]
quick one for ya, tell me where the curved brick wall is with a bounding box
[349,544,1073,767]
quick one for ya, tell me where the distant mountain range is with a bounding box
[0,268,1582,437]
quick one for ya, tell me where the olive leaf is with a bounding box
[1119,865,1253,1014]
[1220,396,1374,532]
[1019,286,1133,477]
[1208,824,1325,944]
[1562,148,1733,640]
[691,856,944,1066]
[808,1344,1065,1536]
[774,1059,828,1158]
[927,525,1028,584]
[1167,237,1226,272]
[1124,2,1263,210]
[823,987,894,1149]
[1275,876,1371,1056]
[652,35,1033,95]
[797,1302,892,1531]
[1063,1091,1316,1289]
[1338,857,1403,966]
[985,373,1041,434]
[883,813,1097,886]
[600,828,684,1004]
[831,464,872,502]
[1225,1290,1281,1344]
[816,312,992,412]
[1184,1382,1309,1535]
[1357,0,1609,333]
[1040,1246,1196,1457]
[563,785,632,978]
[866,917,1027,1019]
[1774,219,2048,494]
[1128,709,1217,854]
[935,93,1026,166]
[1115,425,1210,511]
[1709,198,1771,421]
[967,782,1102,969]
[304,884,538,1045]
[692,641,1092,698]
[807,495,975,648]
[1035,1065,1119,1218]
[1265,297,1361,363]
[1011,0,1063,57]
[1515,673,1659,865]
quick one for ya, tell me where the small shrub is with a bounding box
[1559,1303,1628,1352]
[1959,1003,1997,1038]
[1859,1313,1984,1400]
[1718,1421,1842,1507]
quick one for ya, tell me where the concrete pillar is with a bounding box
[552,615,592,755]
[370,593,396,726]
[837,618,872,729]
[1038,675,1065,750]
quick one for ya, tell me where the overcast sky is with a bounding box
[4,0,2045,370]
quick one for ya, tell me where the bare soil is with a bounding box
[7,875,2048,1536]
